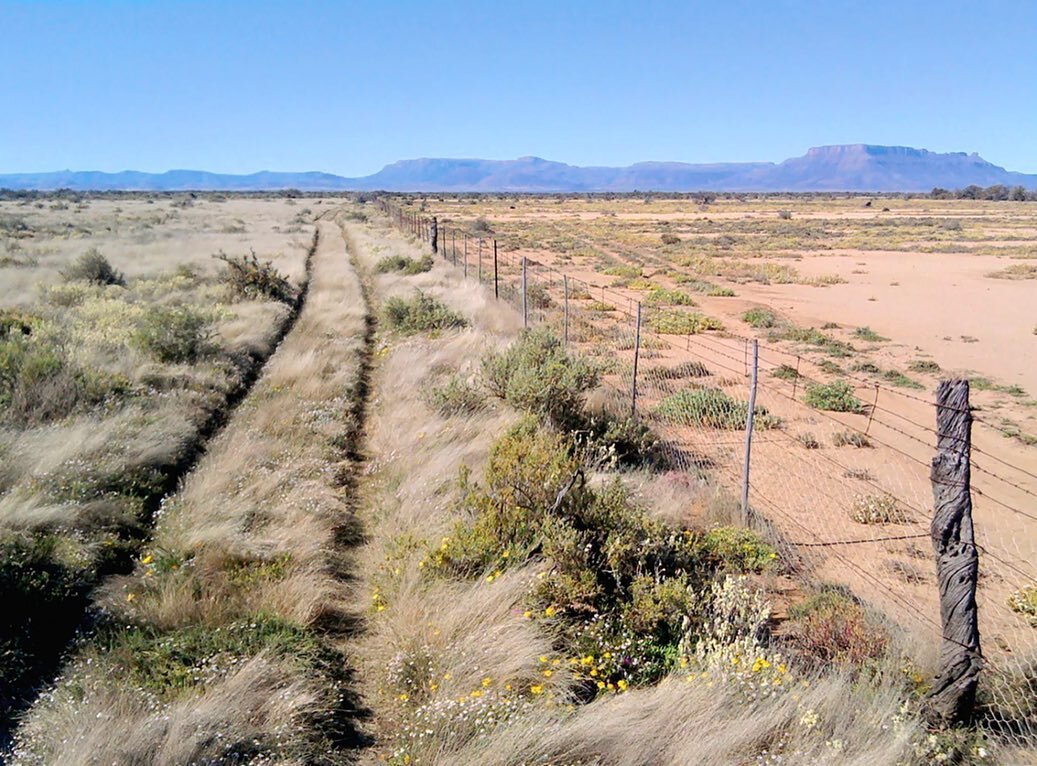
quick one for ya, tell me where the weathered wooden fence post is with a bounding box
[430,217,438,254]
[563,275,570,346]
[521,256,528,328]
[451,231,456,266]
[463,234,469,279]
[630,302,642,417]
[740,339,759,525]
[927,379,981,725]
[478,239,483,283]
[493,240,499,300]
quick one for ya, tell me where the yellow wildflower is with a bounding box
[617,679,629,691]
[531,684,544,695]
[482,677,492,687]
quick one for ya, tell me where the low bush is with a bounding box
[603,265,641,279]
[0,336,126,426]
[376,254,434,275]
[383,291,467,334]
[797,432,821,449]
[908,359,941,373]
[214,249,294,304]
[742,308,777,328]
[850,494,910,525]
[649,309,723,335]
[832,429,871,448]
[804,381,864,413]
[132,305,212,363]
[644,288,696,307]
[882,369,924,389]
[1007,586,1037,626]
[772,364,800,381]
[655,387,779,430]
[425,375,485,417]
[853,326,888,342]
[660,233,681,245]
[61,248,125,286]
[482,329,598,430]
[785,587,889,668]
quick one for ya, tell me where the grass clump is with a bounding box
[376,254,434,275]
[482,329,598,431]
[649,309,723,335]
[850,494,910,525]
[804,381,864,413]
[644,361,710,381]
[797,432,821,449]
[655,387,778,430]
[426,375,485,417]
[908,359,941,373]
[214,249,294,304]
[853,326,888,342]
[603,265,641,279]
[384,291,467,334]
[132,305,212,364]
[832,429,872,448]
[60,248,125,287]
[882,369,924,389]
[772,364,800,381]
[742,308,777,328]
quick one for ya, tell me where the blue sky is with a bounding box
[2,0,1035,175]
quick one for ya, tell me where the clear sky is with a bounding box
[2,0,1035,175]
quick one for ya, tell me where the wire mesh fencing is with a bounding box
[377,198,1037,745]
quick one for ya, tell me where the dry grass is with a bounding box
[8,214,368,763]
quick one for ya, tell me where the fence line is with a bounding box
[375,197,1037,744]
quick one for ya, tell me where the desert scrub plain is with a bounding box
[0,193,326,747]
[1,197,1031,765]
[343,210,1016,766]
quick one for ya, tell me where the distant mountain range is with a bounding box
[3,145,1036,193]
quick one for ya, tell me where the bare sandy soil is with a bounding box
[410,194,1037,668]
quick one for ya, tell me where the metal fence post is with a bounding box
[563,275,570,346]
[478,239,483,283]
[740,339,759,525]
[521,256,528,328]
[631,302,642,417]
[927,379,980,725]
[493,240,499,299]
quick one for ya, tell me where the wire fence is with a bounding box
[377,199,1037,745]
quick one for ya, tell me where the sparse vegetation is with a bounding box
[60,248,125,286]
[648,309,723,335]
[742,307,777,328]
[833,429,872,448]
[214,248,295,303]
[850,494,910,525]
[376,253,434,274]
[655,387,779,430]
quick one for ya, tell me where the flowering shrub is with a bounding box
[784,587,889,669]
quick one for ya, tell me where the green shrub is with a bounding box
[797,432,821,449]
[383,291,467,334]
[707,285,736,297]
[644,288,696,307]
[214,249,294,304]
[426,375,485,416]
[603,265,641,279]
[804,381,864,413]
[655,387,778,430]
[649,310,723,335]
[703,527,778,573]
[0,310,41,339]
[61,248,125,286]
[482,329,598,430]
[772,364,800,381]
[818,359,844,375]
[742,308,777,328]
[0,336,126,426]
[132,305,211,363]
[376,254,433,275]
